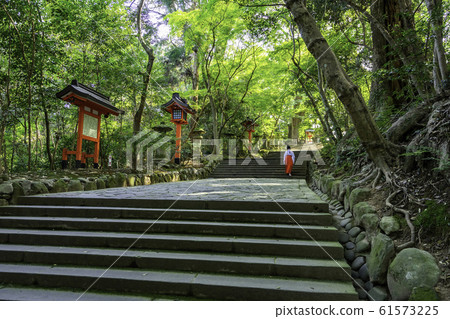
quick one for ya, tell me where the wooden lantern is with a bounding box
[56,80,124,169]
[241,117,259,152]
[162,93,195,164]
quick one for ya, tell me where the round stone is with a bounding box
[359,264,370,282]
[340,218,352,227]
[345,222,353,231]
[355,231,366,243]
[348,226,362,238]
[352,256,365,270]
[338,232,349,244]
[364,281,374,291]
[345,242,355,250]
[355,238,370,253]
[356,288,368,300]
[344,249,356,262]
[351,270,360,279]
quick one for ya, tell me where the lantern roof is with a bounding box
[241,117,259,128]
[56,80,124,116]
[162,93,196,115]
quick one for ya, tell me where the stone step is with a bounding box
[17,197,329,213]
[0,206,332,225]
[0,244,351,281]
[0,217,338,241]
[210,175,305,179]
[0,286,156,301]
[0,229,344,259]
[0,263,358,301]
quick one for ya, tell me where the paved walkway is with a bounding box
[33,178,321,204]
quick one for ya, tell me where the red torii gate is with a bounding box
[56,80,124,169]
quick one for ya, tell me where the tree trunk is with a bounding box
[317,62,343,140]
[285,0,395,177]
[346,0,430,100]
[425,0,448,92]
[132,0,155,169]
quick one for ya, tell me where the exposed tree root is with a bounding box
[353,167,378,187]
[386,189,416,251]
[371,168,382,188]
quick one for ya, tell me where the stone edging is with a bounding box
[310,172,441,301]
[0,160,220,206]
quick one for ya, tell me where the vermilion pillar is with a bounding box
[175,123,182,164]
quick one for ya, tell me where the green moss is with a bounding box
[408,287,440,301]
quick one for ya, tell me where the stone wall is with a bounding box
[310,172,441,301]
[0,161,220,207]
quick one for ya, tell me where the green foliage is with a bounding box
[414,201,449,237]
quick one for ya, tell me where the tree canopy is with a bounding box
[0,0,449,172]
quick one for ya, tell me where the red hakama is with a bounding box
[285,155,293,174]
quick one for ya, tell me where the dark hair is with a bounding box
[287,145,291,149]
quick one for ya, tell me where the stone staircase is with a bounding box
[210,151,307,179]
[0,192,357,300]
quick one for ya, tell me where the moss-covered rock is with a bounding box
[0,199,8,206]
[380,216,400,235]
[68,179,83,192]
[126,175,136,187]
[353,202,377,225]
[355,238,370,253]
[408,287,440,301]
[96,178,106,189]
[107,175,117,188]
[0,183,13,199]
[51,179,68,193]
[30,181,49,194]
[387,248,440,301]
[368,233,395,284]
[11,182,25,204]
[84,181,97,191]
[330,180,342,198]
[115,173,127,187]
[349,187,372,212]
[143,175,151,185]
[360,213,379,235]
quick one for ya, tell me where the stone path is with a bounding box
[30,178,320,203]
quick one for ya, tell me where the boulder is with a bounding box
[30,182,49,194]
[84,181,97,191]
[368,233,395,284]
[126,175,136,187]
[68,179,83,192]
[115,173,127,187]
[331,180,342,198]
[353,202,377,225]
[349,187,371,212]
[11,182,25,204]
[0,183,13,199]
[360,213,379,235]
[380,216,400,235]
[0,174,9,181]
[387,248,440,301]
[51,179,68,193]
[96,179,106,190]
[367,286,388,301]
[10,179,32,195]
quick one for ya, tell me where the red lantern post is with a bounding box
[241,117,259,152]
[56,80,124,169]
[162,93,195,164]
